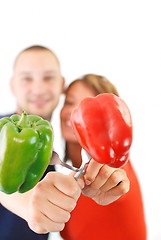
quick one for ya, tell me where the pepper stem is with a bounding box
[17,110,28,130]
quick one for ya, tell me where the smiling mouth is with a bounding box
[29,99,50,107]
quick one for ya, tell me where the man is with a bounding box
[0,45,65,240]
[0,45,130,240]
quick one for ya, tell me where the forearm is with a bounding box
[0,172,82,234]
[0,189,31,221]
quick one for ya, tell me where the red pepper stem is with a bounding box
[17,110,28,130]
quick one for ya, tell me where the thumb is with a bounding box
[69,171,85,189]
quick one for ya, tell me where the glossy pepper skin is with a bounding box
[71,93,133,168]
[0,111,53,194]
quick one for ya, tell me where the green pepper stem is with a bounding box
[17,110,28,130]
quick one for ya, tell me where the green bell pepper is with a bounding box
[0,111,53,194]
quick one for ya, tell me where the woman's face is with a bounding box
[60,81,96,142]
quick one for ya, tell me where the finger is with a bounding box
[44,172,81,201]
[28,210,66,234]
[46,184,78,212]
[84,159,104,185]
[34,177,78,212]
[100,169,128,192]
[106,178,130,197]
[40,200,71,223]
[30,184,72,219]
[88,165,115,189]
[68,171,85,189]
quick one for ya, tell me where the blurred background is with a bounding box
[0,0,160,239]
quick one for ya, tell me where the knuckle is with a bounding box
[67,199,77,212]
[56,210,71,223]
[69,184,80,199]
[34,181,45,192]
[64,212,71,222]
[52,210,71,225]
[99,166,111,178]
[45,171,55,180]
[120,168,127,177]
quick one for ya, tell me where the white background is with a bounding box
[0,1,161,239]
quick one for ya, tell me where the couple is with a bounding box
[0,45,146,240]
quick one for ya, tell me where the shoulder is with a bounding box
[0,113,16,119]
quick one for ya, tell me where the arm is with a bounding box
[82,159,130,205]
[0,161,129,234]
[0,172,83,233]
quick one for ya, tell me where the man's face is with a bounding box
[11,50,64,121]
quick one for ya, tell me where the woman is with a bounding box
[60,74,147,240]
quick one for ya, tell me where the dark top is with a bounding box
[0,113,55,240]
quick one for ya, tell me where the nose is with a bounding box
[61,106,73,120]
[30,79,47,95]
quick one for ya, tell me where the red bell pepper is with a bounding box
[71,93,133,168]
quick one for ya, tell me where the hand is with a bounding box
[81,159,130,205]
[27,172,82,233]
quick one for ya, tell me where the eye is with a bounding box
[21,77,32,82]
[64,99,74,105]
[44,75,55,81]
